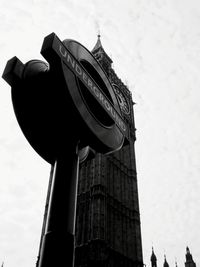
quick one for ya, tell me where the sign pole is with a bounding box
[38,143,79,267]
[36,165,54,267]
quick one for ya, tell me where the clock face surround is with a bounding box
[112,84,130,115]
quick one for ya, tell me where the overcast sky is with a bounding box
[0,0,200,266]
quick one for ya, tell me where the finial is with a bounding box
[97,29,101,39]
[95,20,100,38]
[163,248,166,258]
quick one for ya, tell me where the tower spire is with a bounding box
[91,34,113,75]
[91,33,103,53]
[151,247,157,267]
[164,254,169,267]
[175,257,178,267]
[185,247,196,267]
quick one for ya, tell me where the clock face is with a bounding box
[113,84,130,115]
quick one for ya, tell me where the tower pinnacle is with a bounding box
[164,255,169,267]
[151,247,157,267]
[91,34,113,75]
[92,34,102,53]
[185,247,196,267]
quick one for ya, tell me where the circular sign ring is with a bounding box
[62,39,125,153]
[3,33,127,164]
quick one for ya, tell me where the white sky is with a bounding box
[0,0,200,266]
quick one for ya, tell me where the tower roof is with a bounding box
[91,34,113,64]
[92,34,102,53]
[151,247,157,262]
[185,246,193,262]
[164,255,169,267]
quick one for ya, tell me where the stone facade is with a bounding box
[74,36,143,267]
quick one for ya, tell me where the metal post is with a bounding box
[36,165,54,267]
[38,144,79,267]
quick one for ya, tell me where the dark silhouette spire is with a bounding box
[164,255,169,267]
[186,247,193,261]
[185,247,196,267]
[91,34,113,75]
[151,247,157,267]
[92,34,102,53]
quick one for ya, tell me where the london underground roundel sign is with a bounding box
[2,33,129,164]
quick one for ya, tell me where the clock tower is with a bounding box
[75,35,143,267]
